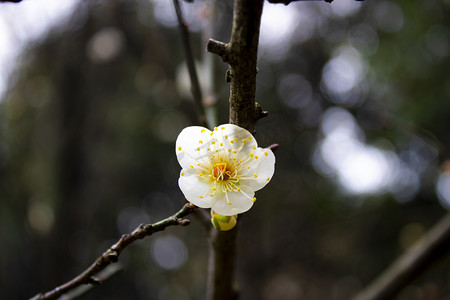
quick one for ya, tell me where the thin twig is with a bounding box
[352,212,450,300]
[59,264,123,300]
[29,203,197,300]
[173,0,207,126]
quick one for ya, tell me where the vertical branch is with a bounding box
[207,227,239,300]
[173,0,207,126]
[206,0,264,299]
[227,0,264,133]
[206,0,264,133]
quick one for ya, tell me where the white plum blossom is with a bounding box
[176,124,275,216]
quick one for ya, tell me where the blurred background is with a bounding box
[0,0,449,299]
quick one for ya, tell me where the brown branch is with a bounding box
[352,212,450,300]
[206,39,229,62]
[207,0,264,134]
[207,226,240,300]
[226,0,264,133]
[206,0,264,299]
[53,264,123,300]
[29,203,197,300]
[173,0,207,127]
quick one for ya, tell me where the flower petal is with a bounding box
[178,171,213,208]
[217,124,258,160]
[211,185,255,216]
[240,148,275,191]
[176,126,212,169]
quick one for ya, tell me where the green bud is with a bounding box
[211,210,238,231]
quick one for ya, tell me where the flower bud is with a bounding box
[211,210,238,231]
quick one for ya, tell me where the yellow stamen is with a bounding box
[213,162,227,179]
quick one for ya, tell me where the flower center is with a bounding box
[212,162,229,181]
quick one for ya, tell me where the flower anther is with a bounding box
[175,124,275,216]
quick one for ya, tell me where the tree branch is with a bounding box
[352,212,450,300]
[29,203,197,300]
[207,226,240,300]
[173,0,207,127]
[206,0,264,299]
[207,0,264,134]
[206,39,229,63]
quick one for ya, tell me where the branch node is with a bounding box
[178,218,191,226]
[225,69,232,83]
[255,102,268,120]
[206,39,230,63]
[107,250,119,263]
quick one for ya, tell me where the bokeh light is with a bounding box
[314,107,421,199]
[321,46,368,106]
[373,1,404,33]
[86,27,125,64]
[260,2,298,61]
[152,235,188,270]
